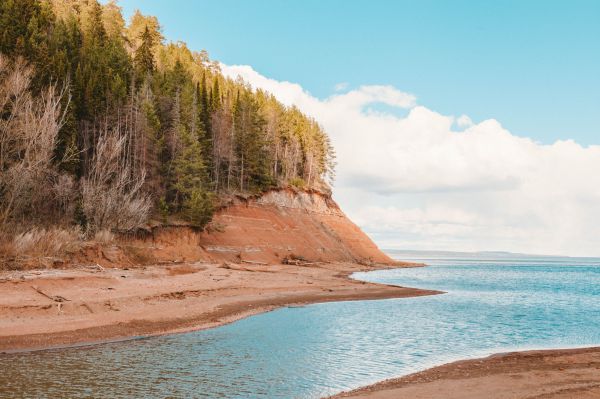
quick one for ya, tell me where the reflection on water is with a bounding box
[1,257,599,398]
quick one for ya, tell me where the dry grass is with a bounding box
[0,227,83,269]
[94,229,114,243]
[12,227,82,256]
[0,227,157,270]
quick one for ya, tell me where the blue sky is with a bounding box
[119,0,599,146]
[116,1,600,256]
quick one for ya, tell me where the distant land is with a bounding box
[383,249,600,261]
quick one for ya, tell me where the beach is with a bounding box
[332,347,600,399]
[2,262,599,398]
[0,262,435,352]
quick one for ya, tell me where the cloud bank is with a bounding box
[221,64,600,257]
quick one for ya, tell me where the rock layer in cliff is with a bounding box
[123,189,394,266]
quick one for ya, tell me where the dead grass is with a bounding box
[12,227,82,256]
[0,227,83,269]
[94,229,114,243]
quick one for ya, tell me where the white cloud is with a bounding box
[456,114,474,128]
[220,64,600,257]
[334,82,349,91]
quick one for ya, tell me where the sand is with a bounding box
[2,263,598,398]
[0,261,436,352]
[332,347,600,399]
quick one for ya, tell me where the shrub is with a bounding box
[0,55,73,226]
[288,177,306,190]
[158,197,169,224]
[182,189,214,228]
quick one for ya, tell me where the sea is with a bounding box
[1,251,599,398]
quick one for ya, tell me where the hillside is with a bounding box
[0,0,334,245]
[61,189,393,268]
[0,189,423,352]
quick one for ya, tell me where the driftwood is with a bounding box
[220,262,278,273]
[241,260,268,266]
[30,285,70,303]
[282,258,319,266]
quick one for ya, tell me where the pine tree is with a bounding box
[127,10,163,52]
[173,127,213,227]
[234,90,272,192]
[210,76,221,113]
[199,72,210,132]
[134,26,155,78]
[0,0,336,232]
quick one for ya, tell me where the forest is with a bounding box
[0,0,336,238]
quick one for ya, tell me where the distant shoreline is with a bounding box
[384,249,600,261]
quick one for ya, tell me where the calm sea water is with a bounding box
[1,255,599,398]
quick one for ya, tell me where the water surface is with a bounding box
[1,255,599,398]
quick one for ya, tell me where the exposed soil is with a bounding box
[0,261,437,352]
[65,189,402,270]
[0,189,432,351]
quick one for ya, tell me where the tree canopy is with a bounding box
[0,0,336,232]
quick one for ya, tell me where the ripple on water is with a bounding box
[1,257,600,398]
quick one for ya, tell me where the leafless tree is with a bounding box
[80,125,151,233]
[0,55,72,226]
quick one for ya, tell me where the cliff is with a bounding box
[0,189,424,352]
[201,189,393,265]
[99,189,395,267]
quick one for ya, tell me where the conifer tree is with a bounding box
[199,72,211,133]
[234,90,272,192]
[0,0,336,232]
[211,76,221,113]
[134,26,154,78]
[173,127,213,227]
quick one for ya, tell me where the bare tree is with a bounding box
[81,125,151,233]
[0,55,72,226]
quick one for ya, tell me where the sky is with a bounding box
[118,1,600,256]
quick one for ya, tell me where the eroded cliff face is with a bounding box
[201,189,393,264]
[107,189,394,267]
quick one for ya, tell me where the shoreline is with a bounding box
[4,263,598,399]
[0,262,439,353]
[331,346,600,399]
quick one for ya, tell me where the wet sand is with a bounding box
[332,347,600,399]
[0,262,437,352]
[3,263,598,399]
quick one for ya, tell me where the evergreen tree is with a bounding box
[210,76,221,113]
[134,26,155,78]
[0,0,336,232]
[199,72,210,133]
[127,10,163,51]
[173,127,213,227]
[234,90,272,192]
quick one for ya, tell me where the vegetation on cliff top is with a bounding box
[0,0,336,240]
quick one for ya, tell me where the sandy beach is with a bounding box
[2,263,599,399]
[0,262,436,352]
[332,347,600,399]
